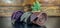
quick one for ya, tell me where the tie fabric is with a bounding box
[20,12,32,23]
[11,10,24,24]
[11,10,24,20]
[37,12,48,23]
[30,12,40,22]
[30,13,37,22]
[30,12,47,26]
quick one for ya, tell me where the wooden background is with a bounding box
[0,0,60,16]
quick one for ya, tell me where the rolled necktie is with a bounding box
[36,12,47,26]
[30,12,47,26]
[20,12,32,23]
[11,10,24,24]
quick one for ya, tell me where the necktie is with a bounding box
[20,12,32,23]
